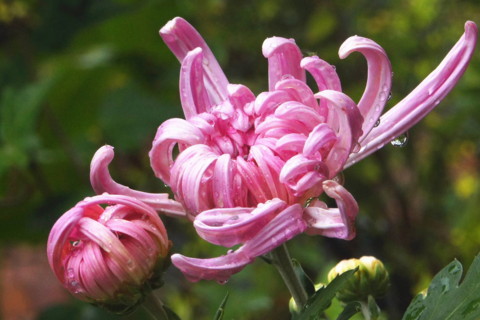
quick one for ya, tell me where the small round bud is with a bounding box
[289,283,325,314]
[327,256,389,303]
[47,195,171,314]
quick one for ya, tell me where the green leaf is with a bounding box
[295,268,358,320]
[402,254,480,320]
[336,302,361,320]
[292,259,316,296]
[213,292,229,320]
[163,305,181,320]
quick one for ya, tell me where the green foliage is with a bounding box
[294,269,357,320]
[403,255,480,320]
[212,292,229,320]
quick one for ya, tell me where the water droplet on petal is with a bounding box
[67,268,75,280]
[227,249,234,254]
[374,119,381,127]
[330,64,336,70]
[388,92,392,101]
[70,240,81,247]
[390,132,409,148]
[217,279,229,285]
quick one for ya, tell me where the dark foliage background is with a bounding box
[0,0,479,319]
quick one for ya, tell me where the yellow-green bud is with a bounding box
[289,283,325,314]
[327,256,389,303]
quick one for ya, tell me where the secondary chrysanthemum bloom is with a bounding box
[90,17,477,283]
[47,194,171,314]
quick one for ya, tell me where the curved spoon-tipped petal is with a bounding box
[263,37,306,91]
[346,21,478,168]
[149,118,205,185]
[172,203,306,282]
[180,48,212,119]
[193,199,287,247]
[315,90,363,177]
[304,180,358,240]
[160,17,229,104]
[90,146,186,218]
[339,36,392,141]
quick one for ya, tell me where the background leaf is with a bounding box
[402,254,480,320]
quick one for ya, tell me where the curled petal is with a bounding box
[275,78,318,109]
[274,101,325,130]
[315,90,363,177]
[170,145,218,217]
[275,133,307,154]
[160,17,229,104]
[262,37,306,91]
[250,145,288,200]
[301,56,342,117]
[347,21,478,167]
[212,154,235,208]
[303,123,337,159]
[90,146,186,218]
[150,118,205,185]
[280,154,328,196]
[304,180,358,240]
[180,48,212,119]
[339,36,392,141]
[301,56,342,92]
[236,155,271,204]
[172,203,306,282]
[171,251,251,283]
[254,90,292,117]
[193,198,287,247]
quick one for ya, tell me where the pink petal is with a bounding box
[275,133,307,154]
[301,55,342,118]
[304,180,358,240]
[149,118,205,185]
[90,146,186,218]
[160,17,229,104]
[254,90,292,117]
[346,21,478,167]
[172,203,306,282]
[193,199,287,247]
[170,145,218,216]
[235,155,271,204]
[212,154,235,208]
[315,90,363,177]
[274,101,325,130]
[302,123,337,159]
[339,36,392,141]
[280,154,328,196]
[179,48,212,119]
[275,78,318,109]
[262,37,306,91]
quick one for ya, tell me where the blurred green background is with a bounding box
[0,0,479,319]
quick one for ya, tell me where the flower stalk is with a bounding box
[142,292,170,320]
[270,244,309,308]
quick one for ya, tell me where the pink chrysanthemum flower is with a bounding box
[90,18,477,283]
[47,194,171,313]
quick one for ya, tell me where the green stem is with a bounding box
[142,291,170,320]
[359,296,380,320]
[270,243,309,308]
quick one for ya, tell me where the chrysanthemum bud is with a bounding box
[327,256,389,303]
[289,283,325,314]
[47,194,171,314]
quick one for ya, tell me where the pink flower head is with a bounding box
[90,17,477,283]
[47,194,170,313]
